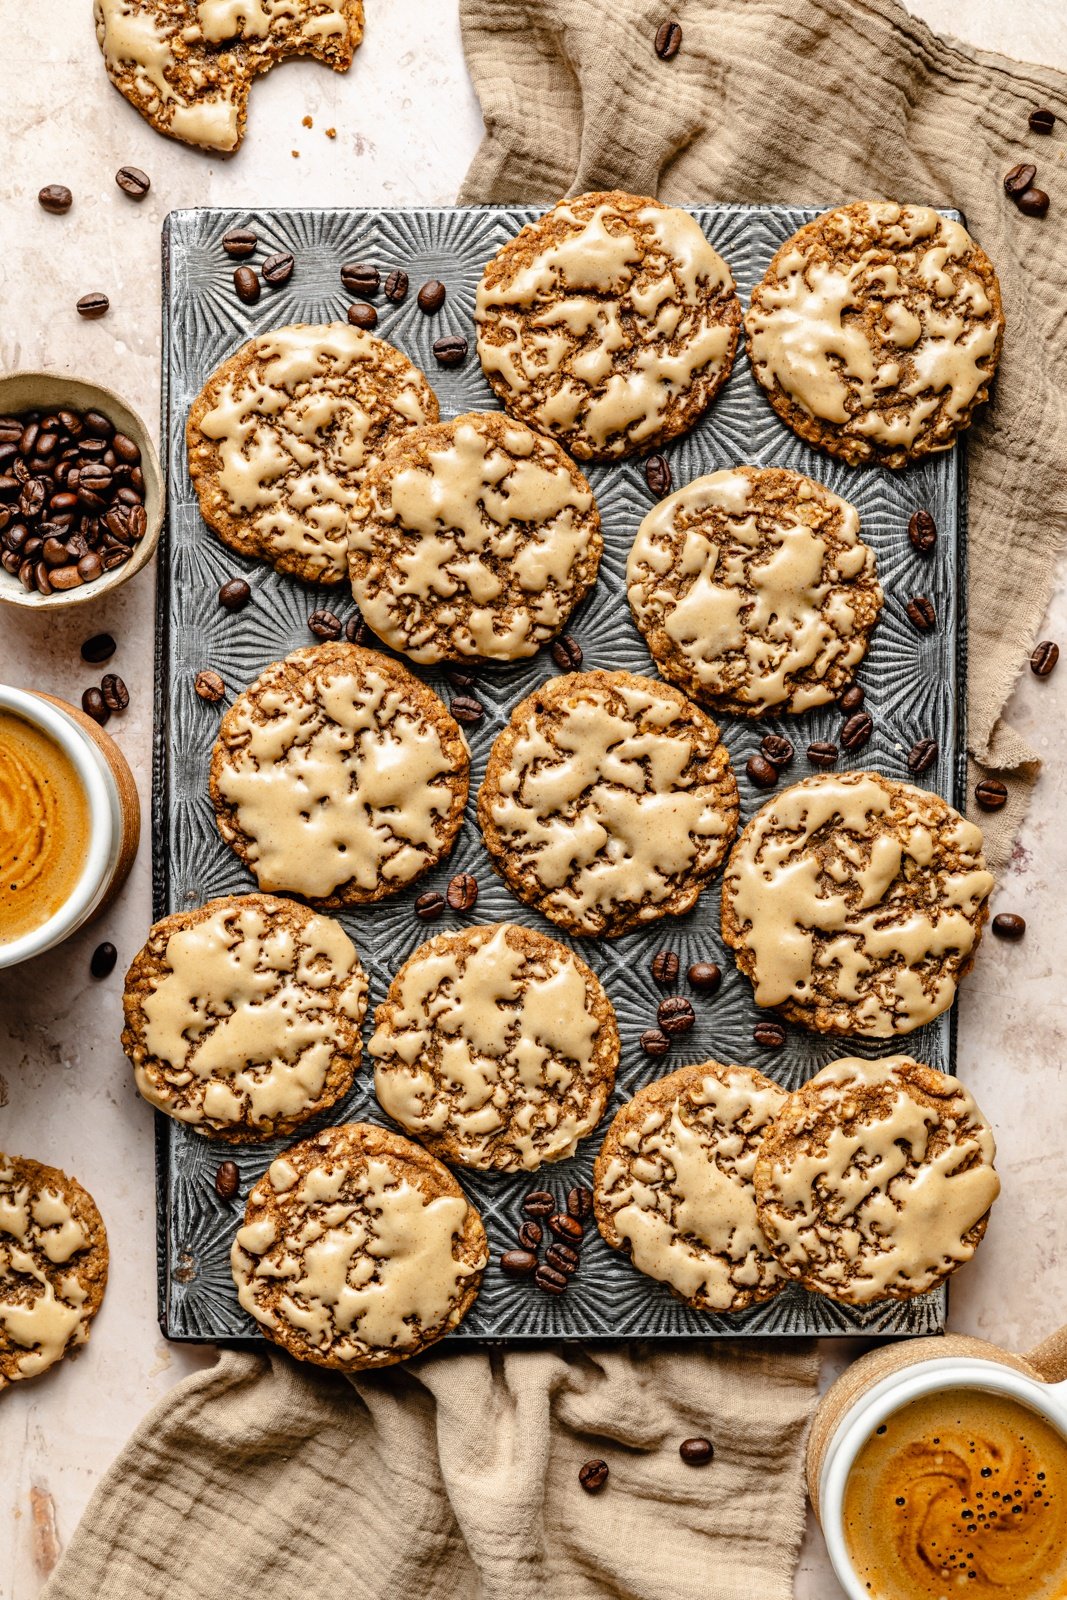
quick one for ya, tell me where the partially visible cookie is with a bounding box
[187,323,438,583]
[210,643,469,908]
[95,0,363,153]
[594,1062,789,1315]
[370,923,619,1171]
[753,1056,1000,1303]
[348,411,603,663]
[477,670,739,937]
[475,191,741,461]
[627,466,882,717]
[0,1154,108,1390]
[231,1122,487,1369]
[721,772,993,1037]
[745,202,1005,468]
[122,894,368,1143]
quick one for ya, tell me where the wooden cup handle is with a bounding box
[1026,1324,1067,1384]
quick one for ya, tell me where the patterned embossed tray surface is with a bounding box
[158,204,966,1343]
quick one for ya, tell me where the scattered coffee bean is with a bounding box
[501,1249,538,1277]
[262,251,295,286]
[523,1190,555,1218]
[384,269,409,303]
[222,229,258,258]
[760,734,793,768]
[218,577,251,611]
[414,891,446,921]
[579,1459,609,1493]
[449,694,484,725]
[908,509,937,553]
[446,668,476,691]
[81,631,116,663]
[658,996,695,1035]
[308,608,343,640]
[433,334,468,368]
[39,184,73,214]
[518,1222,543,1250]
[341,262,379,295]
[992,912,1026,940]
[807,739,838,768]
[546,1243,580,1276]
[906,595,936,632]
[679,1437,715,1466]
[567,1186,593,1223]
[535,1264,569,1295]
[654,18,682,58]
[906,737,938,776]
[214,1161,239,1200]
[417,279,447,314]
[348,301,378,330]
[747,753,778,789]
[975,777,1008,811]
[77,292,110,319]
[841,712,874,752]
[651,950,680,986]
[195,669,225,702]
[549,1212,584,1243]
[446,872,478,912]
[90,940,118,978]
[1004,162,1038,199]
[101,672,129,712]
[345,614,370,645]
[688,961,722,994]
[641,1027,671,1058]
[551,633,583,671]
[644,454,672,496]
[81,686,110,724]
[838,684,865,714]
[1018,187,1051,217]
[753,1020,786,1049]
[1030,640,1059,677]
[233,266,260,304]
[115,165,150,200]
[1030,107,1056,135]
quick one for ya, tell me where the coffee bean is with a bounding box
[654,18,682,58]
[414,891,446,921]
[747,753,778,789]
[81,686,110,724]
[840,712,873,752]
[535,1264,569,1295]
[579,1459,609,1493]
[645,453,672,496]
[1004,162,1038,198]
[523,1190,555,1218]
[908,509,937,553]
[838,684,865,714]
[1018,188,1051,217]
[126,504,148,542]
[345,615,370,646]
[233,267,260,304]
[1030,640,1059,677]
[975,777,1008,811]
[906,737,938,775]
[501,1249,538,1277]
[222,229,258,258]
[518,1221,543,1250]
[807,739,838,768]
[1030,107,1056,134]
[688,961,722,993]
[90,941,118,978]
[80,632,116,664]
[77,292,109,319]
[567,1186,593,1223]
[341,263,380,295]
[760,734,793,768]
[39,184,73,214]
[417,279,447,313]
[384,269,409,303]
[651,950,680,986]
[446,668,476,691]
[546,1244,580,1276]
[262,251,295,286]
[79,462,113,498]
[753,1020,786,1049]
[50,567,83,592]
[551,633,583,671]
[433,334,468,367]
[195,669,226,702]
[218,577,251,611]
[308,608,343,640]
[641,1027,671,1057]
[77,553,102,582]
[214,1161,239,1200]
[992,912,1026,940]
[449,694,484,725]
[679,1437,714,1465]
[658,996,695,1035]
[113,430,140,463]
[101,672,129,712]
[446,872,478,912]
[549,1212,584,1242]
[348,301,378,330]
[115,165,150,199]
[906,595,936,632]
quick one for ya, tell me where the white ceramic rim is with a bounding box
[819,1355,1067,1599]
[0,685,117,968]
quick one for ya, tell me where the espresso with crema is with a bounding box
[844,1387,1067,1600]
[0,709,92,945]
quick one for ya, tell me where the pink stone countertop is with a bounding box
[2,3,1066,1596]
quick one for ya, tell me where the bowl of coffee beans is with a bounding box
[0,371,163,610]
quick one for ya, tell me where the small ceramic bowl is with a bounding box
[0,369,164,612]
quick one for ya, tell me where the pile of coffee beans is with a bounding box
[0,407,147,594]
[501,1186,593,1296]
[640,953,723,1056]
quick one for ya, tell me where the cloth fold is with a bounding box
[460,0,1067,869]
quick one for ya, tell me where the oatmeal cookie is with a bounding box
[594,1062,789,1315]
[478,670,739,937]
[348,411,603,663]
[721,772,993,1037]
[122,894,368,1143]
[231,1122,487,1369]
[187,323,438,584]
[475,191,741,461]
[745,202,1005,468]
[210,643,469,908]
[0,1154,108,1390]
[371,922,619,1171]
[753,1056,1000,1303]
[627,466,881,717]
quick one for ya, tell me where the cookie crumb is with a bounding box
[302,115,313,128]
[325,127,337,139]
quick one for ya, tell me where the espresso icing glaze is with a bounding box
[627,466,881,716]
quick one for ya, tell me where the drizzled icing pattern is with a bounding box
[627,465,881,716]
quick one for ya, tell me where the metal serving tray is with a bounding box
[157,204,966,1344]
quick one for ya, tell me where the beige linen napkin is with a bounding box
[460,0,1067,869]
